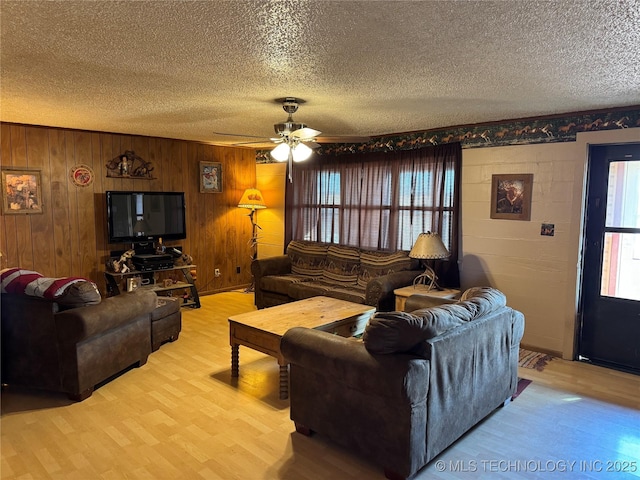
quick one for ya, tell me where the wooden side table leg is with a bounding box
[279,364,289,400]
[231,344,239,377]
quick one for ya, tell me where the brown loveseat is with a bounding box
[252,240,421,311]
[280,287,525,480]
[1,268,179,400]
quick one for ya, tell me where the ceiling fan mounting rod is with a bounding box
[282,97,300,116]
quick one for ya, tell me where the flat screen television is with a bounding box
[106,191,186,244]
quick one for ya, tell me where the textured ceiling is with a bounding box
[1,0,639,148]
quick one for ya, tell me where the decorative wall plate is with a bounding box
[70,164,94,187]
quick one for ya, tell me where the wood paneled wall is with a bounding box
[0,123,257,296]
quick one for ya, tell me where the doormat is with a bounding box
[519,348,554,371]
[513,378,532,400]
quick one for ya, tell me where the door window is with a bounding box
[600,161,640,301]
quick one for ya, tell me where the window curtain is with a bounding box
[285,142,461,287]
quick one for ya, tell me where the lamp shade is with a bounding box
[270,143,290,162]
[292,143,312,162]
[409,232,449,260]
[238,188,266,209]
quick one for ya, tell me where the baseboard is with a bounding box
[520,343,562,359]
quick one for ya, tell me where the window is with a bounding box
[287,143,461,255]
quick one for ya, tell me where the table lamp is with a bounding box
[408,232,450,290]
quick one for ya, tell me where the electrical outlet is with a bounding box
[214,268,221,277]
[236,266,241,274]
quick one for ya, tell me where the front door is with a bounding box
[579,143,640,374]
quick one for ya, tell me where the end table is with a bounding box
[393,285,461,311]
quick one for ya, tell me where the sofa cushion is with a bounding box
[288,280,334,300]
[357,250,415,287]
[0,268,101,307]
[260,273,313,294]
[288,280,367,305]
[322,245,360,285]
[324,283,367,304]
[287,241,328,277]
[363,309,465,354]
[459,286,507,316]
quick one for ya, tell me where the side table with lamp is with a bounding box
[394,231,460,310]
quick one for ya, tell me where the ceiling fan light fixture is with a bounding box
[270,142,290,162]
[292,142,312,162]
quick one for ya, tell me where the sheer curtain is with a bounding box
[285,143,461,287]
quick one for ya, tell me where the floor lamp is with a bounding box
[238,188,266,292]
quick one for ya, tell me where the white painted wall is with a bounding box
[461,128,640,358]
[255,128,640,358]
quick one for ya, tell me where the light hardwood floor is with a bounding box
[2,292,639,479]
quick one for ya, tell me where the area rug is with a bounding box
[512,378,532,400]
[519,348,554,371]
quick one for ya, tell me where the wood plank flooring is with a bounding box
[2,292,639,479]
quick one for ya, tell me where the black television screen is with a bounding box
[106,191,186,244]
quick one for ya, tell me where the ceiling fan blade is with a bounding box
[232,140,273,146]
[315,135,371,143]
[301,141,321,149]
[291,127,322,140]
[270,137,284,143]
[213,131,268,139]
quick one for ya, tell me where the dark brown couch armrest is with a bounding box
[55,290,157,344]
[365,270,422,311]
[251,255,292,278]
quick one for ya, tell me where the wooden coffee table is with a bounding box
[229,296,375,399]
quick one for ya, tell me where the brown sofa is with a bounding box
[280,287,525,480]
[252,240,421,311]
[1,269,180,400]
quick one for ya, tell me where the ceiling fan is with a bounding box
[213,97,370,181]
[268,97,322,167]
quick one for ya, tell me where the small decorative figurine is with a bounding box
[119,155,129,176]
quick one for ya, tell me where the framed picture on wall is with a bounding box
[199,161,223,193]
[1,168,44,214]
[490,173,533,221]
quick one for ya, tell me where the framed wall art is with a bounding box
[490,173,533,221]
[200,161,222,193]
[1,169,44,214]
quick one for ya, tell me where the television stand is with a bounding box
[104,264,200,309]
